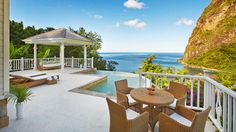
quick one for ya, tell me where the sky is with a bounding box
[10,0,211,53]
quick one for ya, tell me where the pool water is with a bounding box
[87,70,144,96]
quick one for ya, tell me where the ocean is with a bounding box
[99,52,184,73]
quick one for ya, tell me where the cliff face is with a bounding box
[182,0,236,63]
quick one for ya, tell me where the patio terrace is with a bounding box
[1,68,217,132]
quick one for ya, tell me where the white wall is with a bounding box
[0,0,9,97]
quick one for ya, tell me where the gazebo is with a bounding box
[23,28,93,70]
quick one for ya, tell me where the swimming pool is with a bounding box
[86,70,146,96]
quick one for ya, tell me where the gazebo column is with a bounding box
[83,45,87,68]
[33,43,37,70]
[60,43,65,70]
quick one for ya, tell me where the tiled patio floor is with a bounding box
[1,68,216,132]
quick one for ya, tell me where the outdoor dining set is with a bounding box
[106,79,211,132]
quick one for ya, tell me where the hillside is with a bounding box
[181,0,236,72]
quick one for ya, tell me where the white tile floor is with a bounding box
[1,68,216,132]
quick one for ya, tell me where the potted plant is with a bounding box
[8,85,32,120]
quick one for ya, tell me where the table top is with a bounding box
[130,88,174,106]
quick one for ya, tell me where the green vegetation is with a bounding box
[10,20,118,71]
[186,44,236,90]
[139,55,189,88]
[10,42,30,59]
[141,55,236,91]
[186,44,236,71]
[106,61,119,71]
[8,85,33,104]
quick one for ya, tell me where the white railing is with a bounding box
[65,57,94,68]
[40,57,60,65]
[9,57,34,71]
[10,57,94,71]
[139,71,236,132]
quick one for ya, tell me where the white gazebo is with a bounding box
[23,28,93,70]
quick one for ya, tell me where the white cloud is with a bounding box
[123,19,147,29]
[175,18,194,26]
[94,15,103,20]
[124,0,145,9]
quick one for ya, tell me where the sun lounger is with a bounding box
[10,73,59,88]
[37,63,61,70]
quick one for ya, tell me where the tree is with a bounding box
[9,42,30,59]
[106,61,119,71]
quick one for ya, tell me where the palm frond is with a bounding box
[9,85,33,104]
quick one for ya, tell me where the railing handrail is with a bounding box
[205,76,236,98]
[10,57,94,71]
[141,71,236,97]
[141,72,204,79]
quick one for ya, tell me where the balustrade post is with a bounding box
[71,56,74,68]
[83,45,87,69]
[139,72,142,87]
[9,60,12,71]
[54,56,56,63]
[21,57,24,71]
[203,70,211,108]
[204,70,210,77]
[91,57,94,68]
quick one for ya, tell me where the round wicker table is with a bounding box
[130,88,174,132]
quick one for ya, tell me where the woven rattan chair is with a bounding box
[115,79,142,110]
[165,82,188,109]
[106,97,149,132]
[158,106,211,132]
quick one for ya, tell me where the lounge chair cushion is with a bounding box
[169,113,192,127]
[31,75,48,80]
[126,109,139,120]
[127,94,136,104]
[169,98,177,109]
[43,63,61,68]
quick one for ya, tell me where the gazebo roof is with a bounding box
[23,28,93,46]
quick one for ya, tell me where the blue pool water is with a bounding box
[99,52,184,73]
[87,70,144,96]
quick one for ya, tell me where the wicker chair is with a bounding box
[158,106,211,132]
[106,97,149,132]
[165,81,188,109]
[115,79,141,110]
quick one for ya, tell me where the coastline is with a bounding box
[178,60,221,72]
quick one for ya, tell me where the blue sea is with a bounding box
[99,52,184,73]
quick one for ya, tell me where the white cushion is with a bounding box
[127,94,136,104]
[169,98,177,109]
[43,63,61,68]
[126,109,139,120]
[169,113,192,127]
[31,75,48,80]
[154,122,159,132]
[154,113,192,132]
